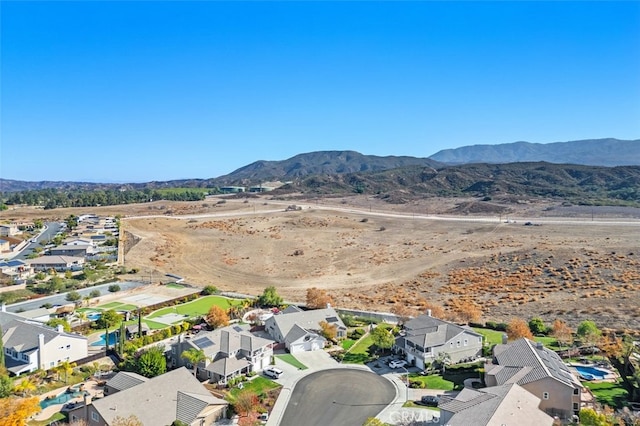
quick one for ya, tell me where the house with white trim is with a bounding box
[0,309,88,376]
[264,306,347,353]
[394,312,483,369]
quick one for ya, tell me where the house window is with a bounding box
[456,341,460,348]
[542,392,549,400]
[450,342,453,347]
[425,347,431,353]
[573,388,579,395]
[66,345,71,349]
[573,403,579,411]
[91,412,99,422]
[464,339,468,346]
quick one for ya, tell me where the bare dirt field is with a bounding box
[3,195,639,331]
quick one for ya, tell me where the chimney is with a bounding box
[56,324,64,333]
[1,303,5,312]
[502,334,508,344]
[326,303,331,309]
[426,309,432,317]
[38,333,46,369]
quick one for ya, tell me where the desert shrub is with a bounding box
[202,285,218,295]
[108,284,121,293]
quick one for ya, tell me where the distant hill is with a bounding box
[214,150,442,185]
[429,138,640,166]
[275,162,640,206]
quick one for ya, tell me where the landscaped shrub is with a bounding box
[409,379,426,388]
[202,285,218,295]
[108,284,121,293]
[349,328,366,339]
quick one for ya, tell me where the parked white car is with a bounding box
[389,359,407,369]
[263,367,283,379]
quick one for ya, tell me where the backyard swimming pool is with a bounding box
[575,365,610,380]
[90,331,118,347]
[40,389,88,409]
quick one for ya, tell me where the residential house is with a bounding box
[49,244,94,258]
[484,338,583,420]
[27,255,85,272]
[169,324,275,385]
[0,238,10,253]
[264,306,347,353]
[438,383,555,426]
[0,259,34,283]
[394,312,483,369]
[0,224,19,237]
[70,367,228,426]
[16,307,52,323]
[0,309,88,376]
[102,371,147,396]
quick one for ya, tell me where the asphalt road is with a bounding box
[279,369,395,426]
[13,221,63,260]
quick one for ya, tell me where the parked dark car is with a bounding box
[419,395,440,407]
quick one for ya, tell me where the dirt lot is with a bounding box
[3,195,639,331]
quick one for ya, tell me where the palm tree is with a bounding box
[181,348,207,377]
[56,360,77,384]
[77,311,88,326]
[13,377,36,396]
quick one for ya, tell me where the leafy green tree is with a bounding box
[136,346,166,378]
[577,320,601,347]
[257,286,282,307]
[528,317,547,335]
[46,276,65,294]
[55,360,76,384]
[89,289,101,298]
[47,318,71,332]
[181,348,207,377]
[108,284,121,293]
[201,285,218,295]
[370,326,394,355]
[0,374,12,398]
[66,290,81,303]
[96,309,121,330]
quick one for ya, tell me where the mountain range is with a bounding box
[1,138,638,196]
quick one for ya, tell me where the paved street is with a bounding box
[278,369,395,426]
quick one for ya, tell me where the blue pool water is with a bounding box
[90,331,119,347]
[40,389,86,409]
[575,365,609,380]
[87,312,101,321]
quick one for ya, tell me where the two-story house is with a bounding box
[0,310,88,375]
[484,338,583,420]
[264,306,347,353]
[438,382,555,426]
[26,255,85,272]
[68,367,228,426]
[169,324,275,385]
[0,259,34,283]
[394,312,483,369]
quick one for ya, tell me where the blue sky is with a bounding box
[2,1,639,183]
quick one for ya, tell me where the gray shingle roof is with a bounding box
[266,307,346,342]
[439,383,554,426]
[205,355,250,377]
[176,390,226,425]
[1,313,87,352]
[491,338,581,388]
[92,367,224,426]
[105,371,147,392]
[403,314,482,348]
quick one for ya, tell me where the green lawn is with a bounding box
[533,336,559,349]
[584,381,629,409]
[276,354,308,370]
[403,401,441,411]
[97,301,126,309]
[228,376,281,399]
[166,283,186,289]
[342,324,393,364]
[472,327,505,345]
[142,319,173,330]
[408,374,455,391]
[341,339,356,351]
[27,412,66,426]
[146,295,240,319]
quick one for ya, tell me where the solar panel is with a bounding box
[233,326,243,332]
[326,316,339,323]
[194,337,215,349]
